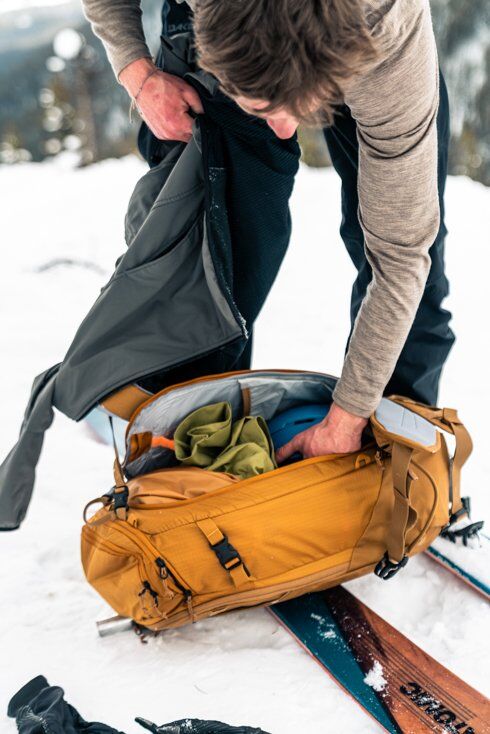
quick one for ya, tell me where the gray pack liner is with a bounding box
[124,372,447,478]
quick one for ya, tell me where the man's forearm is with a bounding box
[81,0,152,79]
[334,0,440,418]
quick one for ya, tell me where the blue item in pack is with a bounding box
[268,403,330,462]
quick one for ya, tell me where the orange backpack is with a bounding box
[81,369,472,630]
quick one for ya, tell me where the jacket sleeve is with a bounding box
[333,0,440,417]
[0,366,59,530]
[81,0,153,78]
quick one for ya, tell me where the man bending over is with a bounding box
[82,0,454,460]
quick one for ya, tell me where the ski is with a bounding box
[426,531,490,602]
[270,587,490,734]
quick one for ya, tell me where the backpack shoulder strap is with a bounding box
[375,397,473,576]
[389,396,473,519]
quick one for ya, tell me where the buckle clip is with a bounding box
[210,535,242,570]
[375,552,409,580]
[104,485,129,519]
[448,495,471,525]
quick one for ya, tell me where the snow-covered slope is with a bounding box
[0,158,488,733]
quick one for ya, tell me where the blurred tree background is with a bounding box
[0,0,488,185]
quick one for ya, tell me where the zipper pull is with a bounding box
[138,581,160,614]
[375,449,386,470]
[155,557,168,578]
[156,557,192,613]
[155,558,175,599]
[184,589,194,622]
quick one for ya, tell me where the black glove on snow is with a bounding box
[7,676,125,734]
[7,677,271,734]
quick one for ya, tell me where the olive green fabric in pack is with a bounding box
[174,401,277,479]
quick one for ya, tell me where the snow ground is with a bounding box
[0,157,489,733]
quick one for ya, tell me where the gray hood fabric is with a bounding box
[0,35,299,529]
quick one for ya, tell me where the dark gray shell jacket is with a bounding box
[0,35,299,530]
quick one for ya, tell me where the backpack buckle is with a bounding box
[104,485,129,520]
[210,535,242,570]
[448,495,471,525]
[375,552,408,580]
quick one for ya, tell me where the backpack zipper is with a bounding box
[84,521,190,617]
[126,446,377,511]
[83,526,169,623]
[106,521,192,599]
[146,549,357,631]
[124,369,338,447]
[155,557,194,619]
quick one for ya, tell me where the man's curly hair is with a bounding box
[194,0,378,125]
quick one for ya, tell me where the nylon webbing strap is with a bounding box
[387,442,415,563]
[389,397,473,518]
[196,518,253,588]
[441,408,473,515]
[109,416,129,520]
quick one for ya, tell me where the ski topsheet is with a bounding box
[270,587,490,734]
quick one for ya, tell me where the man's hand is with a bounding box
[275,402,368,463]
[119,58,204,143]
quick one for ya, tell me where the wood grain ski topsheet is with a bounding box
[272,587,490,734]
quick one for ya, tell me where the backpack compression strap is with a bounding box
[377,398,473,578]
[385,442,418,566]
[391,398,473,520]
[196,518,255,589]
